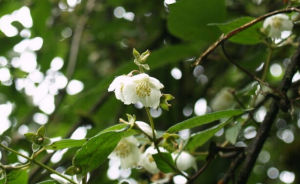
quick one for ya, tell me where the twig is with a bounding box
[193,7,300,66]
[0,144,76,184]
[236,41,300,184]
[188,143,217,183]
[217,152,245,184]
[231,90,259,125]
[29,92,110,182]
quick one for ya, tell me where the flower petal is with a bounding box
[122,80,139,105]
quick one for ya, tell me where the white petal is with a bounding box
[131,73,149,81]
[149,76,164,89]
[120,145,141,168]
[139,146,167,174]
[269,27,281,38]
[135,121,155,138]
[114,84,125,101]
[141,88,161,108]
[108,75,127,92]
[122,81,139,105]
[281,20,293,31]
[172,151,197,171]
[111,136,141,169]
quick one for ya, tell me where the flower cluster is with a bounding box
[109,135,196,174]
[107,49,196,182]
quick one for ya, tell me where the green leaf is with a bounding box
[73,131,123,174]
[32,143,41,152]
[45,139,87,150]
[153,152,175,173]
[225,123,242,144]
[216,17,263,45]
[167,109,245,133]
[168,0,226,41]
[101,124,129,134]
[6,170,28,184]
[24,133,37,143]
[37,126,46,137]
[186,119,233,151]
[41,137,51,146]
[36,180,58,184]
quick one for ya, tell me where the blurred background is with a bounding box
[0,0,300,183]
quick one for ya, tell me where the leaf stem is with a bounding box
[262,46,273,81]
[145,108,156,141]
[0,143,77,184]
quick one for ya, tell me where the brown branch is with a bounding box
[218,152,245,184]
[236,42,300,184]
[193,7,300,66]
[189,143,217,183]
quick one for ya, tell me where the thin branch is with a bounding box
[0,144,76,184]
[221,42,285,100]
[188,143,217,183]
[236,42,300,184]
[29,93,110,182]
[193,7,300,66]
[217,152,245,184]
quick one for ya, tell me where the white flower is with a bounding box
[210,87,234,111]
[139,146,167,174]
[263,14,293,39]
[108,73,164,108]
[135,121,156,138]
[109,136,141,169]
[172,151,197,171]
[108,75,131,102]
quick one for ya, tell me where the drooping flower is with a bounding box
[135,121,156,138]
[263,14,293,39]
[108,73,164,108]
[172,151,197,171]
[109,136,141,169]
[139,146,167,174]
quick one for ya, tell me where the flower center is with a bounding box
[272,17,282,28]
[136,79,151,97]
[115,141,131,158]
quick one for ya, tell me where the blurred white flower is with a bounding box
[108,73,164,108]
[109,136,141,169]
[263,14,293,39]
[210,87,234,111]
[172,151,197,171]
[139,146,167,174]
[135,121,155,138]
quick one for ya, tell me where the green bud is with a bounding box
[141,64,150,70]
[65,165,82,175]
[133,48,140,59]
[37,125,46,137]
[126,114,136,127]
[140,50,150,63]
[160,94,175,111]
